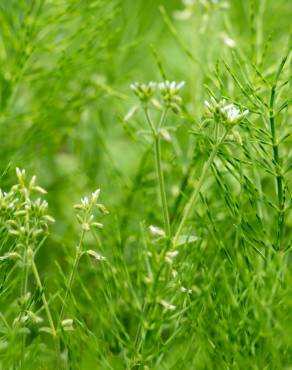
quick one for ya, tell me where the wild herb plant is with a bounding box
[130,80,185,238]
[0,0,291,369]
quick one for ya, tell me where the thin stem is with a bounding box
[158,108,168,130]
[20,236,32,365]
[153,133,171,237]
[144,108,171,237]
[173,130,228,247]
[143,107,156,136]
[59,230,85,322]
[269,47,291,249]
[31,258,56,337]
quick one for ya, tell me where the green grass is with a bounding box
[0,0,291,369]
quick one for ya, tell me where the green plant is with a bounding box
[0,0,291,369]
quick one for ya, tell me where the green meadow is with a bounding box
[0,0,291,369]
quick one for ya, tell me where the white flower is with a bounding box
[219,32,236,48]
[91,189,101,202]
[130,81,157,104]
[74,189,107,232]
[16,168,26,182]
[205,96,248,126]
[81,197,89,206]
[86,249,106,261]
[222,104,249,124]
[158,80,185,93]
[61,318,74,331]
[158,80,185,113]
[165,250,179,264]
[160,299,176,311]
[149,225,166,238]
[181,286,192,294]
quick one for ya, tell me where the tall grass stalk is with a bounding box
[173,129,229,246]
[144,107,171,238]
[59,230,85,322]
[269,46,291,250]
[29,251,57,337]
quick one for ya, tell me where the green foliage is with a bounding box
[0,0,291,369]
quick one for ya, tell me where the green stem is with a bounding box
[173,131,228,247]
[31,257,56,337]
[20,236,32,364]
[59,231,85,322]
[269,48,291,249]
[144,108,171,238]
[153,134,171,237]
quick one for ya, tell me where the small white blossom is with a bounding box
[91,189,101,202]
[165,250,179,264]
[81,222,91,231]
[205,96,248,126]
[149,225,166,238]
[181,286,192,294]
[16,168,26,182]
[1,169,54,244]
[160,299,176,311]
[81,197,89,206]
[219,32,236,48]
[158,80,185,113]
[74,189,107,232]
[130,81,157,104]
[86,249,106,261]
[61,318,74,331]
[158,80,185,93]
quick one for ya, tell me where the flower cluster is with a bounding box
[130,80,185,113]
[130,82,156,104]
[74,189,108,232]
[205,97,248,126]
[158,81,185,113]
[0,168,55,247]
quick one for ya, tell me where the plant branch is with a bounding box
[173,130,229,247]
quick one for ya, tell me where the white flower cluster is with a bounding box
[74,189,108,232]
[130,80,185,113]
[205,97,248,126]
[158,81,185,113]
[130,82,156,104]
[0,168,55,244]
